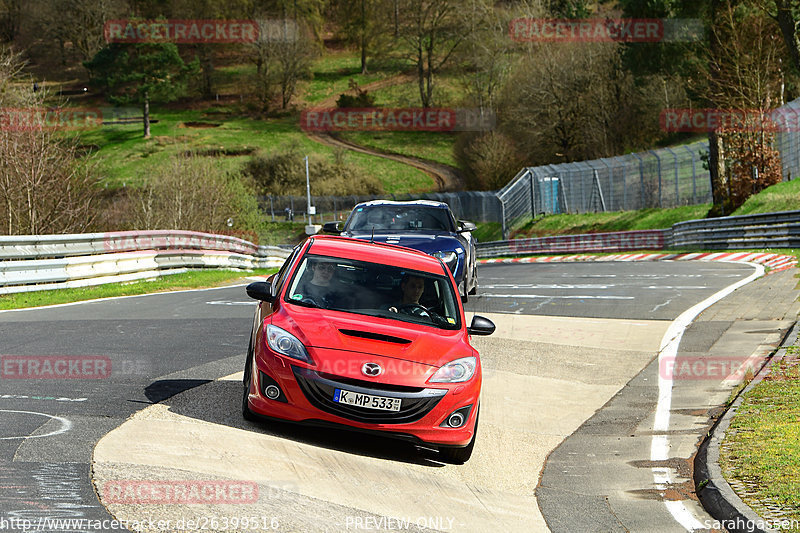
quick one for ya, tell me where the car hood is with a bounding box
[345,232,463,255]
[275,307,470,372]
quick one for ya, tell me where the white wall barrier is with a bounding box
[0,231,291,295]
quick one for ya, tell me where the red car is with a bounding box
[242,235,495,463]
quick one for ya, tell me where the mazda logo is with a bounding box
[362,362,382,377]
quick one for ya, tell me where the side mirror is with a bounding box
[246,282,274,302]
[459,220,476,232]
[321,221,342,234]
[467,315,495,336]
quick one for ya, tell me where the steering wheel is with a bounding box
[397,303,430,318]
[300,296,323,307]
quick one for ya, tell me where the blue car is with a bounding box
[323,200,478,301]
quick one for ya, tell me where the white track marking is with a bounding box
[0,410,72,440]
[652,261,764,531]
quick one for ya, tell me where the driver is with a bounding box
[389,274,444,324]
[297,259,349,309]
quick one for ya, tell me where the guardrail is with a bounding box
[0,230,292,295]
[477,210,800,258]
[671,210,800,249]
[478,229,670,258]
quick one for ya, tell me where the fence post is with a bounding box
[649,150,663,207]
[633,152,645,209]
[269,195,275,222]
[664,146,679,206]
[529,170,535,221]
[599,158,613,211]
[684,145,697,204]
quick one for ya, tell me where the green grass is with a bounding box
[302,52,392,105]
[80,109,431,194]
[0,268,277,310]
[511,204,712,238]
[733,179,800,215]
[720,356,800,531]
[337,130,458,167]
[473,222,503,243]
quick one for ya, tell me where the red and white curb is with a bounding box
[479,252,797,274]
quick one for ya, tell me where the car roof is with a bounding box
[306,235,447,276]
[354,199,450,210]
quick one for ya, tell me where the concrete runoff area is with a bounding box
[537,269,800,532]
[92,313,670,533]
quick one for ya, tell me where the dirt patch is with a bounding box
[182,147,255,157]
[179,121,221,128]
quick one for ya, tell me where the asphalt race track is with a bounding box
[1,260,795,533]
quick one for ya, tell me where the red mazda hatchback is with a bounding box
[242,235,495,463]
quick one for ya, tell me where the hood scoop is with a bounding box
[339,329,412,345]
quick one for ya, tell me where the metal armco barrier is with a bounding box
[671,211,800,249]
[477,210,800,258]
[0,230,291,295]
[478,229,670,258]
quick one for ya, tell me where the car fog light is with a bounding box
[259,371,287,403]
[440,404,473,428]
[447,412,465,427]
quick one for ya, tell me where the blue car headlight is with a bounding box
[432,251,458,273]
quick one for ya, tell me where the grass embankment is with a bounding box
[721,351,800,532]
[511,204,712,238]
[0,268,277,311]
[82,110,433,194]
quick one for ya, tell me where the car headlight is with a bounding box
[266,325,312,363]
[432,251,458,271]
[429,356,477,383]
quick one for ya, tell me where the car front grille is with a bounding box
[292,366,446,424]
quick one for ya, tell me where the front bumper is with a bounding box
[247,355,479,447]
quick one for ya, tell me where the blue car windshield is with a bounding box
[346,206,455,233]
[284,255,461,330]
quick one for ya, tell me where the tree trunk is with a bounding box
[360,0,368,74]
[708,130,727,212]
[775,0,800,73]
[143,94,151,139]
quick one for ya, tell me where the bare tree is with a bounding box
[0,48,100,235]
[397,0,464,108]
[705,2,785,214]
[128,154,262,233]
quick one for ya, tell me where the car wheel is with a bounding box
[460,281,469,303]
[438,409,479,464]
[468,273,478,295]
[242,336,258,422]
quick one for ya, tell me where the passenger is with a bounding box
[296,260,349,309]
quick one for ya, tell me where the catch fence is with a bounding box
[259,191,503,225]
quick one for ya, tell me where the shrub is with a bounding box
[454,130,523,191]
[123,154,262,235]
[243,145,383,196]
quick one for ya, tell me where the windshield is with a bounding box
[346,205,455,233]
[284,255,461,330]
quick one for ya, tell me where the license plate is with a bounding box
[333,388,402,412]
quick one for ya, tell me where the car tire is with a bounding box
[438,409,479,464]
[468,274,478,295]
[242,336,258,422]
[460,281,469,303]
